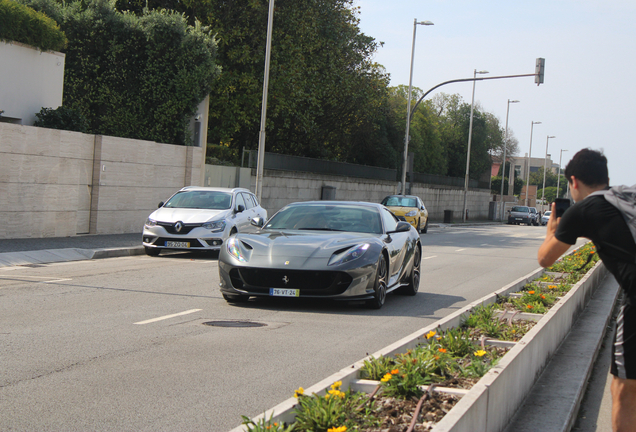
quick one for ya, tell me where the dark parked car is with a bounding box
[507,206,534,225]
[218,201,422,309]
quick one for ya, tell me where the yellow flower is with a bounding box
[380,373,393,383]
[474,350,487,357]
[330,381,342,390]
[294,387,304,398]
[438,348,447,353]
[426,330,437,339]
[390,369,400,375]
[528,290,535,295]
[328,427,347,432]
[328,389,345,399]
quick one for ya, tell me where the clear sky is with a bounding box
[355,0,636,186]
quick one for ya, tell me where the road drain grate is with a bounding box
[203,320,266,328]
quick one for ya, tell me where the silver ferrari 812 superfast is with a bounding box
[218,201,422,309]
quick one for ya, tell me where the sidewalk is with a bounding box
[0,233,143,267]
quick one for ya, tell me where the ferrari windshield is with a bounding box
[382,196,417,207]
[265,204,383,234]
[163,191,232,210]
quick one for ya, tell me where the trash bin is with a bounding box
[444,210,453,223]
[321,185,336,200]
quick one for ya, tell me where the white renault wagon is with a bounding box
[142,186,267,256]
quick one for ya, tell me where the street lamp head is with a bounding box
[418,20,434,25]
[476,70,489,74]
[548,135,556,138]
[532,121,542,125]
[509,99,520,103]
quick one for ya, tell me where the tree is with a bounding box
[22,0,220,145]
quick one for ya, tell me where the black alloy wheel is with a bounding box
[399,246,420,295]
[367,255,388,309]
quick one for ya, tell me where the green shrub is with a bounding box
[0,0,66,51]
[34,106,88,133]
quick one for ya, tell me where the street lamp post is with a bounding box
[541,135,556,211]
[524,121,541,206]
[556,149,568,199]
[401,19,434,195]
[499,99,520,221]
[255,0,275,202]
[462,69,489,222]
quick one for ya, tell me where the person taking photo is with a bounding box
[537,148,636,432]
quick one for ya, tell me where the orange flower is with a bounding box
[438,348,447,353]
[526,304,534,309]
[390,369,400,375]
[528,290,535,295]
[541,295,546,299]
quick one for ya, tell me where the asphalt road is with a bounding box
[0,224,569,431]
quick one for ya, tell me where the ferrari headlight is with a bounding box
[226,237,248,262]
[328,243,370,266]
[405,210,417,217]
[202,220,226,232]
[145,218,157,227]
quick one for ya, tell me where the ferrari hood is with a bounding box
[149,207,229,223]
[234,230,378,265]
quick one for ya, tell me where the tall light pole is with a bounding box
[524,121,541,206]
[255,0,275,202]
[556,149,568,199]
[401,19,434,195]
[462,69,489,222]
[499,99,520,221]
[541,135,556,210]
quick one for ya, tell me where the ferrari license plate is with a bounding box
[166,241,190,248]
[270,288,299,297]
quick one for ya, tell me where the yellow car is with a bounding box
[381,195,429,233]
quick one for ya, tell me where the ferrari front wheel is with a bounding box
[367,255,388,309]
[399,246,420,296]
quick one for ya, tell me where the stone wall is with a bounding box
[0,123,204,239]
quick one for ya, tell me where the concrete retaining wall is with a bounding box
[1,123,494,239]
[0,123,204,239]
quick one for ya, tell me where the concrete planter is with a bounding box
[230,256,607,432]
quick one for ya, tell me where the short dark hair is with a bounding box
[564,148,609,187]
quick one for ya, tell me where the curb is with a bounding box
[0,246,145,268]
[230,253,608,432]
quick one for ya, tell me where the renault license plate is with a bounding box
[270,288,299,297]
[166,241,190,248]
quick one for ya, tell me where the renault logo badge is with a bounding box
[175,221,183,232]
[282,276,289,285]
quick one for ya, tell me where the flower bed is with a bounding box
[234,243,604,432]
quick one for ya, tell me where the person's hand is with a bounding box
[546,202,560,235]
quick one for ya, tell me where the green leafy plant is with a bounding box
[34,106,88,132]
[0,0,66,51]
[241,413,294,432]
[292,382,379,431]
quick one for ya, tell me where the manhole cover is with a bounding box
[203,320,266,328]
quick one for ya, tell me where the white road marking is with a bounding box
[455,248,466,252]
[423,256,437,260]
[134,309,202,325]
[480,244,489,246]
[0,275,72,283]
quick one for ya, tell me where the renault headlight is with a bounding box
[328,243,370,266]
[226,237,251,262]
[202,220,226,232]
[145,218,157,227]
[405,210,418,217]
